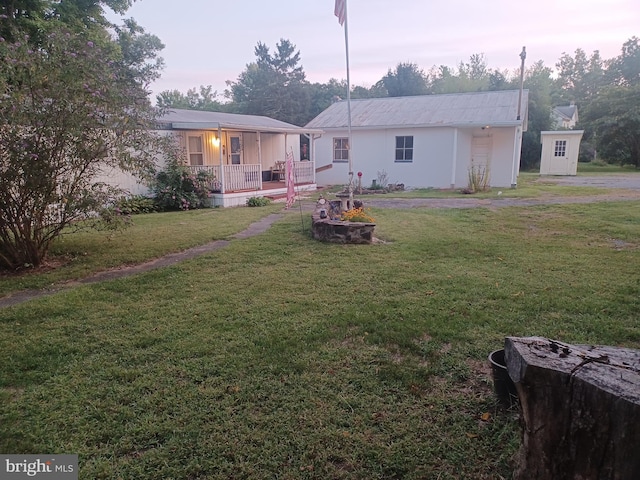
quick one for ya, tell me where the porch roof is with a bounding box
[157,108,323,135]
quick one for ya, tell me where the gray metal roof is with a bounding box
[158,108,322,134]
[552,105,577,120]
[305,90,529,130]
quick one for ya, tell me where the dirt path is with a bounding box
[2,182,640,309]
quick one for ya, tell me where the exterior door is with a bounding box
[549,139,570,175]
[229,135,242,165]
[471,136,492,171]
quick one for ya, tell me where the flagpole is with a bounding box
[344,2,354,208]
[336,0,354,208]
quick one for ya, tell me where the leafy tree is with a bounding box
[0,0,135,43]
[555,48,607,104]
[607,36,640,86]
[307,78,348,120]
[225,39,311,125]
[376,62,429,97]
[0,26,164,271]
[427,54,498,94]
[519,61,555,170]
[581,85,640,166]
[157,85,225,111]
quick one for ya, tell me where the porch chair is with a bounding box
[271,161,286,181]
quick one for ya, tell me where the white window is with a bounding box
[187,135,204,165]
[395,136,414,162]
[554,140,567,157]
[333,137,349,163]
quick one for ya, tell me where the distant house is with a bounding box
[552,104,578,129]
[305,90,529,189]
[539,130,584,176]
[100,109,323,207]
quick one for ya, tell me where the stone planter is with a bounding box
[311,198,375,244]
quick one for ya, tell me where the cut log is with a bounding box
[504,336,640,480]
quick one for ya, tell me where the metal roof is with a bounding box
[305,90,529,130]
[158,108,323,134]
[552,105,577,120]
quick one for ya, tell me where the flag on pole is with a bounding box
[334,0,346,26]
[285,149,295,209]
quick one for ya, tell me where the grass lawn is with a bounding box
[1,195,639,478]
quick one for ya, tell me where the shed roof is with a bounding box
[158,108,322,134]
[305,90,529,130]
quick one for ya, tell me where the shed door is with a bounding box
[549,139,570,175]
[471,136,492,171]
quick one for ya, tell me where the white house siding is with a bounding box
[315,126,519,189]
[94,130,176,197]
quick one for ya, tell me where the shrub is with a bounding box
[115,196,158,215]
[466,164,490,193]
[151,160,213,211]
[246,196,271,207]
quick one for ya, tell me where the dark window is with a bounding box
[333,137,349,162]
[395,136,413,162]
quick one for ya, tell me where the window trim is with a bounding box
[554,140,567,157]
[187,134,204,166]
[395,135,414,163]
[333,137,349,163]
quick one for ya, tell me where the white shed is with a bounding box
[539,130,584,176]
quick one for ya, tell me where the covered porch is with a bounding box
[159,108,323,207]
[188,161,317,207]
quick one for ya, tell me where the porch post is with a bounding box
[284,133,288,187]
[218,126,225,193]
[257,131,262,189]
[450,128,458,189]
[511,126,522,188]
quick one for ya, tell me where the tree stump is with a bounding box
[504,336,640,480]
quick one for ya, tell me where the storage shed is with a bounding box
[539,130,584,176]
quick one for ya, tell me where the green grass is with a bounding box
[1,200,639,479]
[576,161,640,174]
[0,204,283,296]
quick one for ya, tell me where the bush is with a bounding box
[151,160,213,211]
[246,196,271,207]
[115,196,158,215]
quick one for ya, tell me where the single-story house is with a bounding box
[305,90,529,189]
[552,104,578,130]
[539,130,584,176]
[100,109,323,207]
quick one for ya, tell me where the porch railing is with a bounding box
[188,165,221,191]
[187,161,315,192]
[293,161,315,184]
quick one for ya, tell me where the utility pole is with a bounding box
[517,46,526,120]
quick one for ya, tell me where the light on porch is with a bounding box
[211,134,220,147]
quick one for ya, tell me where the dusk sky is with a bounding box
[109,0,639,99]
